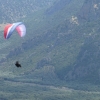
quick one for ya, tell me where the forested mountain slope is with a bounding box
[0,0,100,85]
[0,0,56,23]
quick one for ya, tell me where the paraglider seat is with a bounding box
[15,61,21,67]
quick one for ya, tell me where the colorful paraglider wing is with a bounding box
[4,22,26,39]
[16,24,26,37]
[4,24,13,39]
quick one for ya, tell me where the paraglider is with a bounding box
[15,61,21,67]
[4,22,26,39]
[3,22,26,67]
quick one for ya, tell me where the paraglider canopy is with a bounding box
[4,22,26,39]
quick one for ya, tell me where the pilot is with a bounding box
[15,61,21,67]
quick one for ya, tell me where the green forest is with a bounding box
[0,0,100,99]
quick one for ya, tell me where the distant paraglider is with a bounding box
[3,22,26,67]
[4,22,26,39]
[15,61,21,68]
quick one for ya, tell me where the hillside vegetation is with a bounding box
[0,0,100,84]
[0,0,100,99]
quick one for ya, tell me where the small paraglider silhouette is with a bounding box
[15,61,21,67]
